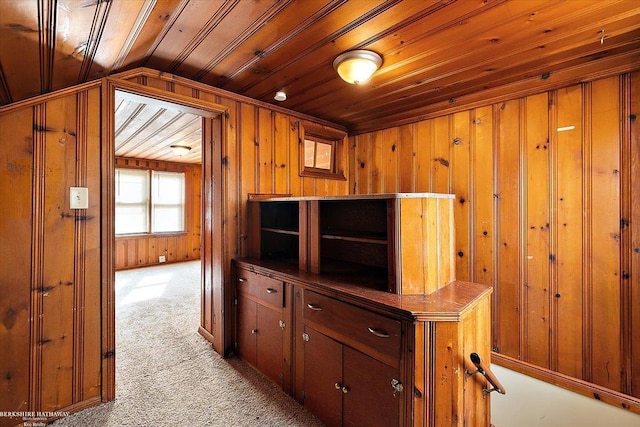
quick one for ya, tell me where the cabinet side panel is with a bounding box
[432,321,464,426]
[436,197,456,290]
[398,198,429,294]
[462,296,492,427]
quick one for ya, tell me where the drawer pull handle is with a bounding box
[307,303,323,311]
[266,288,277,294]
[238,278,246,282]
[334,382,341,390]
[367,327,390,338]
[341,386,349,394]
[251,329,257,334]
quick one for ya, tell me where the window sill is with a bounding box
[116,232,188,239]
[299,169,346,181]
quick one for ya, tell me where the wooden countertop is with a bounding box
[247,192,455,202]
[234,258,492,322]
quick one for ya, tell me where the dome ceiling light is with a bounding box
[333,50,382,84]
[170,145,191,156]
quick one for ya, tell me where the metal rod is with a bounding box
[466,352,506,395]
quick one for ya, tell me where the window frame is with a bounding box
[299,121,346,181]
[115,166,187,236]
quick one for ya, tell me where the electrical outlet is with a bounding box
[159,255,166,263]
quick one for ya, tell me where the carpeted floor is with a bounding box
[52,260,323,427]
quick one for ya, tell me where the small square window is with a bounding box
[299,122,346,180]
[304,138,334,170]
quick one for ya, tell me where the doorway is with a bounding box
[101,79,227,401]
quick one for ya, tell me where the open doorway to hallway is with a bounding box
[112,90,205,398]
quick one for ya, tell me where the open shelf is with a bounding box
[262,227,300,236]
[320,230,387,245]
[248,193,455,296]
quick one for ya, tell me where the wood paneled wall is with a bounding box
[0,84,102,426]
[0,68,348,423]
[114,157,202,270]
[349,72,640,409]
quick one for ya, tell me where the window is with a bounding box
[304,137,335,170]
[151,171,185,233]
[115,169,149,234]
[115,168,185,235]
[299,122,346,180]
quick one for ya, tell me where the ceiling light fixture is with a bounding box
[170,145,191,156]
[274,91,287,102]
[333,49,382,84]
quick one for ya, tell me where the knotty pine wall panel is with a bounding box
[589,77,622,391]
[553,85,584,379]
[113,157,202,270]
[0,108,33,423]
[523,92,551,369]
[630,71,640,398]
[348,72,640,403]
[0,85,102,425]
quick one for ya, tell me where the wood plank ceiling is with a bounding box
[114,92,203,164]
[1,0,639,162]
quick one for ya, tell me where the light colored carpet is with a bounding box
[52,260,323,427]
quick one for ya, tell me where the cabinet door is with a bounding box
[237,297,256,366]
[342,346,401,427]
[303,326,343,427]
[256,304,284,386]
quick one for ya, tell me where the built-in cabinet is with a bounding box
[302,325,401,427]
[235,268,291,391]
[300,289,403,427]
[236,193,495,426]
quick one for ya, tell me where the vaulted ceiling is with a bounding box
[1,0,639,136]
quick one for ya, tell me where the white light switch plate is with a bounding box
[70,187,89,209]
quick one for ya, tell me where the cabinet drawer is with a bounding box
[237,269,284,307]
[303,290,401,362]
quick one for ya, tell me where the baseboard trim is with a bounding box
[198,325,216,346]
[492,352,640,415]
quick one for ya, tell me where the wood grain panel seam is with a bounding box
[167,0,240,73]
[548,89,559,372]
[224,0,348,84]
[77,0,112,83]
[491,104,500,354]
[110,0,158,74]
[101,79,116,402]
[0,62,12,105]
[30,103,46,411]
[619,72,632,395]
[583,82,593,383]
[515,98,524,361]
[73,90,88,403]
[139,0,190,66]
[193,0,295,81]
[37,0,56,94]
[520,97,528,362]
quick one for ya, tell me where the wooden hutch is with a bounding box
[233,193,497,426]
